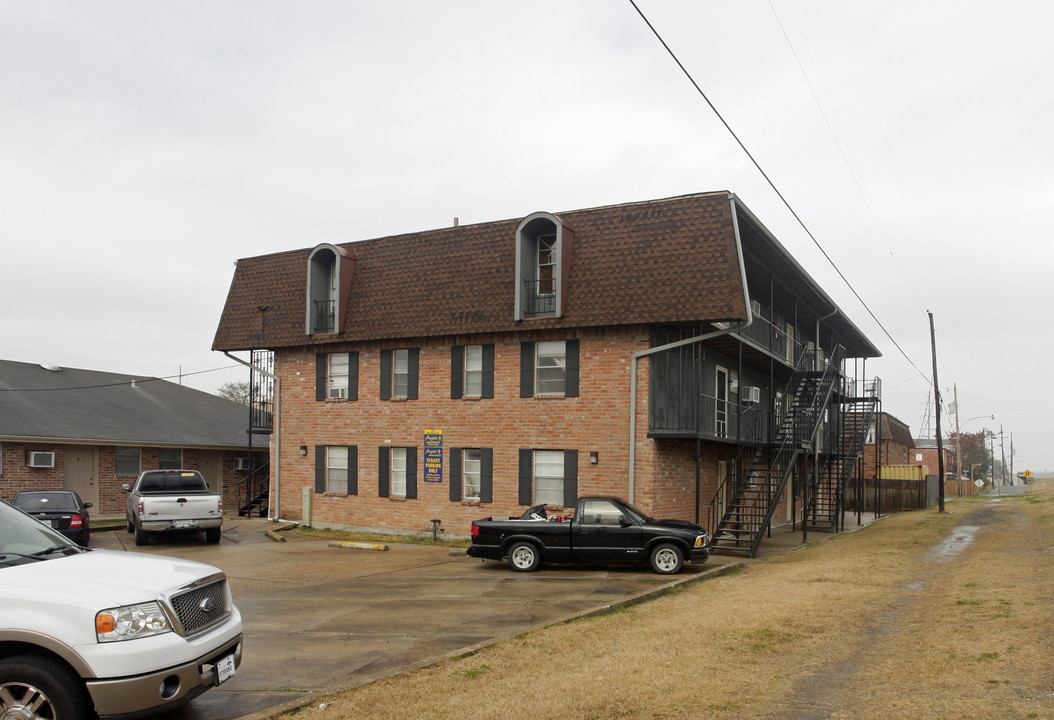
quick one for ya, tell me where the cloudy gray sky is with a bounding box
[2,1,1050,472]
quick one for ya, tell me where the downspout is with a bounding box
[225,352,282,522]
[627,194,754,504]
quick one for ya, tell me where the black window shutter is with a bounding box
[348,351,359,401]
[450,346,464,399]
[563,449,579,507]
[565,339,580,397]
[482,344,495,398]
[520,342,534,398]
[314,445,326,492]
[449,447,462,501]
[315,354,327,402]
[518,449,533,505]
[480,448,494,503]
[406,446,418,499]
[347,445,358,495]
[378,446,390,497]
[407,348,420,400]
[379,349,392,400]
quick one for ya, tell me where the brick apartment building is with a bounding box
[213,191,882,557]
[0,359,267,518]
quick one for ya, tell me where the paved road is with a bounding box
[90,519,744,720]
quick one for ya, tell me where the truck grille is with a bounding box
[165,574,232,637]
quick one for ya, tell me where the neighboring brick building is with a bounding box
[213,191,882,556]
[0,359,267,519]
[860,412,916,478]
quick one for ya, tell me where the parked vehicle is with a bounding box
[123,469,223,546]
[467,496,710,574]
[11,490,92,546]
[0,498,243,720]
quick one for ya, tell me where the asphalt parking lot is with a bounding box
[89,518,746,720]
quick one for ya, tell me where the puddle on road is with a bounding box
[925,525,980,561]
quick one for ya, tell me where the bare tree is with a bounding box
[217,380,250,405]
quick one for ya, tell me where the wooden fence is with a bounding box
[844,474,941,512]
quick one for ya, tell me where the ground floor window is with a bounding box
[115,447,141,476]
[378,446,417,499]
[519,449,578,507]
[159,448,183,469]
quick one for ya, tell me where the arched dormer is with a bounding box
[514,212,574,320]
[305,243,355,335]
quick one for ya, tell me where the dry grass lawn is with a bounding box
[286,479,1054,720]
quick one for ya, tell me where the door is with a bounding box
[715,366,729,438]
[64,445,99,508]
[198,451,224,494]
[573,498,644,562]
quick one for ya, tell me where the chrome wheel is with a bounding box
[650,543,683,574]
[507,542,540,572]
[0,681,54,720]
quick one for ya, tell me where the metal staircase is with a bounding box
[237,462,271,517]
[804,380,880,532]
[708,346,845,557]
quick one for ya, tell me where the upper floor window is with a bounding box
[514,212,574,320]
[305,244,355,335]
[520,340,579,398]
[518,448,578,507]
[316,351,358,401]
[451,344,494,399]
[380,348,419,400]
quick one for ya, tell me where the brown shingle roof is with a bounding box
[213,191,748,350]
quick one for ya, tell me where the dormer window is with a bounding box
[306,244,355,335]
[515,212,574,320]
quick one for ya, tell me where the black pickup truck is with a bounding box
[466,496,709,574]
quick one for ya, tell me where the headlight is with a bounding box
[96,602,171,642]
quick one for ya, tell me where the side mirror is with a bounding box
[121,484,132,492]
[618,515,633,527]
[83,502,93,509]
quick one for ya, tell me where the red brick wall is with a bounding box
[275,328,731,535]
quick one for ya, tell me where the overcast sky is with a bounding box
[2,1,1050,472]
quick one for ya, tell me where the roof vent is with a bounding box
[40,363,62,372]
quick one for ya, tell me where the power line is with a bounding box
[0,364,242,393]
[627,0,929,381]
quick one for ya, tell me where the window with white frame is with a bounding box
[327,446,349,493]
[392,349,410,399]
[462,448,482,500]
[328,352,350,399]
[159,448,182,469]
[533,450,565,505]
[535,341,566,395]
[464,345,484,397]
[390,447,407,496]
[115,447,141,476]
[537,234,556,296]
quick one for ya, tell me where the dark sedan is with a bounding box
[11,490,92,545]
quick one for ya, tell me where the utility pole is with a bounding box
[928,312,945,512]
[1000,426,1007,485]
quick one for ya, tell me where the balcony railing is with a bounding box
[313,299,335,333]
[733,312,798,365]
[523,279,558,317]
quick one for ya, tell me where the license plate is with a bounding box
[171,520,198,530]
[215,653,236,685]
[43,520,54,528]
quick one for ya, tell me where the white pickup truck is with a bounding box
[0,498,243,720]
[123,469,224,546]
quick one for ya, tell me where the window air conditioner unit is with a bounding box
[328,386,347,400]
[742,386,761,404]
[235,458,252,470]
[26,451,56,468]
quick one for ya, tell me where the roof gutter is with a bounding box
[224,352,282,522]
[627,194,753,504]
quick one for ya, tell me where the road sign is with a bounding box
[975,479,985,489]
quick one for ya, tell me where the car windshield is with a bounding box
[618,501,653,524]
[0,500,81,567]
[13,492,78,513]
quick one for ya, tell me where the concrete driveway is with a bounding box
[89,518,743,720]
